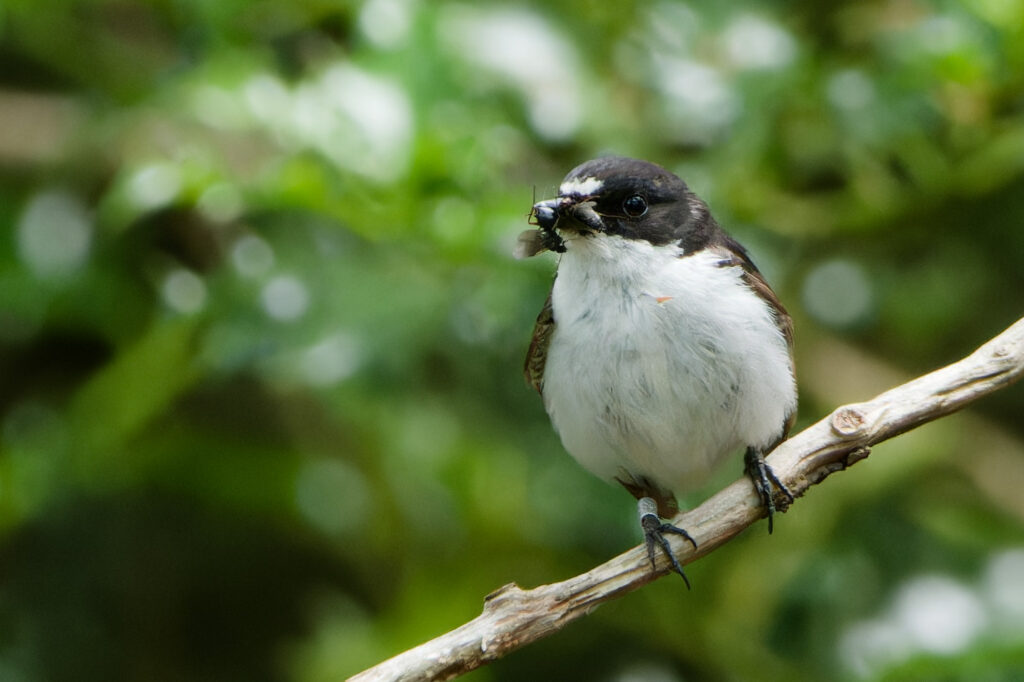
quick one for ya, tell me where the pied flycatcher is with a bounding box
[518,157,797,585]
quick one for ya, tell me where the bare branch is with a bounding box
[349,316,1024,682]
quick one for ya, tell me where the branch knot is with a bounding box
[831,405,868,438]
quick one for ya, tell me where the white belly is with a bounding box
[542,235,796,496]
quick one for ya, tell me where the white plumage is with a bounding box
[541,232,797,496]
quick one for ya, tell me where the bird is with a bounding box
[517,156,797,585]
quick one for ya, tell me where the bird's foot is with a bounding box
[744,447,794,534]
[638,497,697,588]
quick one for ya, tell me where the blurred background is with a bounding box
[1,0,1024,680]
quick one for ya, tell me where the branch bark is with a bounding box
[349,316,1024,682]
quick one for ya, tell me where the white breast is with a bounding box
[542,234,796,496]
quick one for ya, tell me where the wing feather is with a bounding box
[524,287,555,395]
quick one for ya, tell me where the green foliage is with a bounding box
[1,1,1023,680]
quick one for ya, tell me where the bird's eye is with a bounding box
[623,195,648,218]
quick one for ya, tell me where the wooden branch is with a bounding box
[349,316,1024,682]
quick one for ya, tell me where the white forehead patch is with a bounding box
[559,176,603,197]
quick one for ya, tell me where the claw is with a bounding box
[638,497,697,588]
[744,447,794,534]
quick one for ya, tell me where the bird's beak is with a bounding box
[516,195,604,259]
[531,197,604,234]
[531,198,560,230]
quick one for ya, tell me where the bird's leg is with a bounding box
[744,446,794,534]
[638,496,697,588]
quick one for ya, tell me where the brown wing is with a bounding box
[710,241,797,443]
[524,287,555,395]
